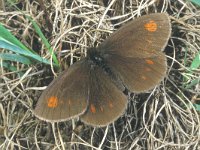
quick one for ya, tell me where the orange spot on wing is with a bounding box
[145,59,154,65]
[144,20,157,32]
[141,75,147,80]
[47,96,58,108]
[90,104,96,113]
[109,101,113,108]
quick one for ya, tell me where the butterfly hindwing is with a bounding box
[106,54,167,92]
[80,67,127,126]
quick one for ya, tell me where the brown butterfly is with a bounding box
[34,13,171,127]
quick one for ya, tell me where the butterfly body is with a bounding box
[87,47,125,91]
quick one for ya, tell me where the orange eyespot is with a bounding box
[144,20,157,32]
[109,101,113,108]
[141,76,147,80]
[145,59,154,65]
[47,96,58,108]
[90,104,96,113]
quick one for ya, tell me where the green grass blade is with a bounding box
[190,0,200,6]
[26,16,59,66]
[184,78,200,89]
[4,1,60,67]
[193,104,200,111]
[0,53,32,64]
[190,52,200,70]
[1,61,17,72]
[0,23,59,67]
[0,23,32,52]
[0,40,50,65]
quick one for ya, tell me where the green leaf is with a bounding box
[190,0,200,6]
[0,23,59,67]
[0,40,50,65]
[0,53,32,64]
[190,52,200,70]
[1,1,60,67]
[1,61,17,72]
[0,23,32,52]
[26,16,59,66]
[184,78,200,89]
[193,104,200,111]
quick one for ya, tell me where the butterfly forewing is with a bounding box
[99,13,171,58]
[80,67,127,126]
[34,60,90,122]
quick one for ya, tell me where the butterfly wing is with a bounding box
[99,13,171,58]
[98,13,171,92]
[34,60,90,122]
[80,67,127,127]
[106,55,166,92]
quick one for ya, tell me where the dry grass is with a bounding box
[0,0,200,149]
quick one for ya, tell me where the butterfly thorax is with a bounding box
[87,48,112,73]
[87,48,125,92]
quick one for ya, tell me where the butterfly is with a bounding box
[34,13,171,127]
